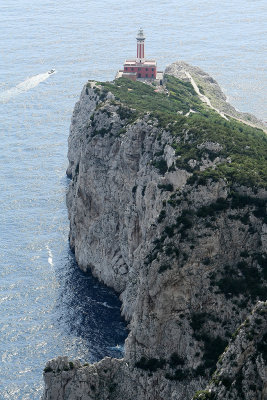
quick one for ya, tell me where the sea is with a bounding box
[0,0,266,398]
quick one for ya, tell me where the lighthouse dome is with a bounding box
[137,28,145,40]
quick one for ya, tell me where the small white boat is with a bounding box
[48,69,55,75]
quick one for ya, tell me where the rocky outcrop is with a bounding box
[192,301,267,400]
[43,64,267,400]
[165,61,266,131]
[43,302,267,400]
[42,357,123,400]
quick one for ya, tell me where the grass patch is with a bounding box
[96,75,267,188]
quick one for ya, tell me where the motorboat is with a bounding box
[48,69,55,75]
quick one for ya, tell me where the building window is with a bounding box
[131,67,134,71]
[146,74,148,78]
[125,67,128,71]
[146,68,148,71]
[152,68,154,71]
[138,67,141,70]
[138,73,141,78]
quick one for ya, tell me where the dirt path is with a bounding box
[183,69,267,133]
[183,70,228,120]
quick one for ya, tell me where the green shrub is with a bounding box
[157,210,166,223]
[164,225,175,238]
[158,183,174,191]
[194,364,206,376]
[230,193,266,209]
[93,87,100,95]
[257,333,267,361]
[43,366,53,373]
[158,264,172,273]
[169,353,185,368]
[216,261,265,300]
[117,105,137,121]
[193,390,216,400]
[153,158,168,175]
[190,312,208,331]
[240,250,249,258]
[69,361,74,370]
[144,252,158,265]
[92,128,109,137]
[203,258,211,265]
[176,211,194,229]
[97,75,267,189]
[99,75,203,116]
[164,244,177,256]
[135,357,166,372]
[109,383,117,393]
[202,336,228,371]
[165,368,189,381]
[196,198,229,218]
[221,376,233,388]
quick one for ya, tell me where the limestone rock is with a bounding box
[42,357,123,400]
[43,66,267,400]
[165,61,266,130]
[192,301,267,400]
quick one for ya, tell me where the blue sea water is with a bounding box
[0,0,266,398]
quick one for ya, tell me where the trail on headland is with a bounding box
[183,70,229,120]
[0,72,54,103]
[183,69,267,132]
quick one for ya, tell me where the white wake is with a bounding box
[46,245,54,267]
[0,71,55,103]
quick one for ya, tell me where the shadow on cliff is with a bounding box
[53,248,128,362]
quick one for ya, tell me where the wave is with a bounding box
[0,71,55,103]
[46,245,54,267]
[95,301,116,309]
[109,344,125,352]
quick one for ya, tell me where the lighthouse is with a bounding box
[117,29,161,81]
[136,28,145,62]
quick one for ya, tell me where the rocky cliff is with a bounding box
[193,301,267,400]
[43,62,267,400]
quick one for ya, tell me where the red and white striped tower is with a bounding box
[136,28,145,63]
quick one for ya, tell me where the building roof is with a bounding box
[121,72,137,76]
[124,59,157,67]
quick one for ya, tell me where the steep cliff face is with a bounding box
[42,303,267,400]
[193,301,267,400]
[43,64,267,400]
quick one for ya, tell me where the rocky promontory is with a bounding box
[42,62,267,400]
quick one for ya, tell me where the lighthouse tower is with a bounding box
[118,29,159,81]
[136,28,145,63]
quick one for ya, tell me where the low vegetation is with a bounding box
[95,75,267,188]
[135,356,166,372]
[193,390,216,400]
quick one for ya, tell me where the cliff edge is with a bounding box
[43,62,267,400]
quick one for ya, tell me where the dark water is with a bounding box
[0,0,266,398]
[55,250,127,361]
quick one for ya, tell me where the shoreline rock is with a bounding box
[43,62,267,400]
